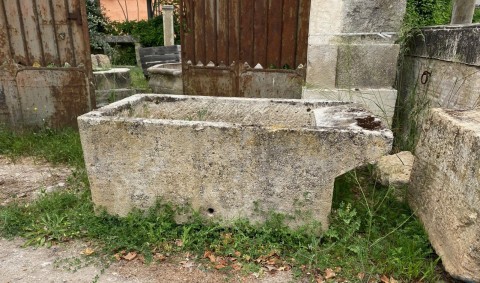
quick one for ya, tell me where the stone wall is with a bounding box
[395,24,480,149]
[304,0,407,126]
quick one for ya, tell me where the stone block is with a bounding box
[93,68,131,91]
[407,25,480,67]
[409,108,480,282]
[336,44,400,89]
[303,88,397,127]
[306,45,338,89]
[78,94,393,229]
[91,54,112,71]
[147,63,183,95]
[375,151,414,187]
[342,0,407,33]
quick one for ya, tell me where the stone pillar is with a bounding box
[162,5,175,46]
[451,0,476,24]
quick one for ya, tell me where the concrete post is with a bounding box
[451,0,476,24]
[162,5,175,46]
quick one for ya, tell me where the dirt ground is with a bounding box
[0,156,294,283]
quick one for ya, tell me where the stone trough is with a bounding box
[78,94,392,228]
[147,63,183,94]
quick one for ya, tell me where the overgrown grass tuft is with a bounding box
[130,67,151,91]
[0,126,84,168]
[0,128,439,281]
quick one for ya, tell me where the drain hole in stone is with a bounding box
[306,108,311,112]
[207,208,215,214]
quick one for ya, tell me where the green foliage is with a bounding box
[474,8,480,23]
[110,45,137,65]
[107,15,181,47]
[0,127,85,168]
[129,67,151,91]
[405,0,452,27]
[86,0,113,53]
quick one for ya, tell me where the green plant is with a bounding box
[86,0,113,54]
[405,0,453,27]
[107,15,181,47]
[130,67,151,91]
[0,126,85,168]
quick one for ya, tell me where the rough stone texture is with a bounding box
[306,0,405,123]
[409,108,480,282]
[396,25,480,145]
[375,151,414,187]
[342,0,407,33]
[451,0,476,24]
[163,5,175,46]
[93,68,131,91]
[408,25,480,66]
[303,88,397,127]
[336,44,400,89]
[91,54,112,71]
[78,94,393,229]
[147,63,183,94]
[306,45,338,89]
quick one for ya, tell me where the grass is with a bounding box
[0,127,440,282]
[129,66,151,91]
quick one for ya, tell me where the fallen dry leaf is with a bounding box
[381,274,390,283]
[232,263,242,271]
[81,248,95,256]
[324,268,336,279]
[123,252,137,261]
[154,253,167,261]
[234,251,242,257]
[316,275,325,283]
[334,266,342,273]
[390,277,398,283]
[114,253,121,261]
[175,239,183,247]
[214,263,226,270]
[357,272,365,280]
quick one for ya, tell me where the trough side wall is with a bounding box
[394,24,480,150]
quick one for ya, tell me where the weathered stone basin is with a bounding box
[78,94,392,228]
[147,63,183,94]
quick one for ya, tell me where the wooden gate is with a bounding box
[180,0,311,98]
[0,0,94,129]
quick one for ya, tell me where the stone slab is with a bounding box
[407,25,480,66]
[336,44,400,89]
[147,63,183,95]
[78,94,393,229]
[93,68,131,91]
[303,88,397,127]
[409,108,480,282]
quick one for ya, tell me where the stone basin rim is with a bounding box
[78,94,393,135]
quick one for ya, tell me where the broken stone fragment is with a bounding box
[375,151,414,187]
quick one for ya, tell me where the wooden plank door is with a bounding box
[180,0,311,98]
